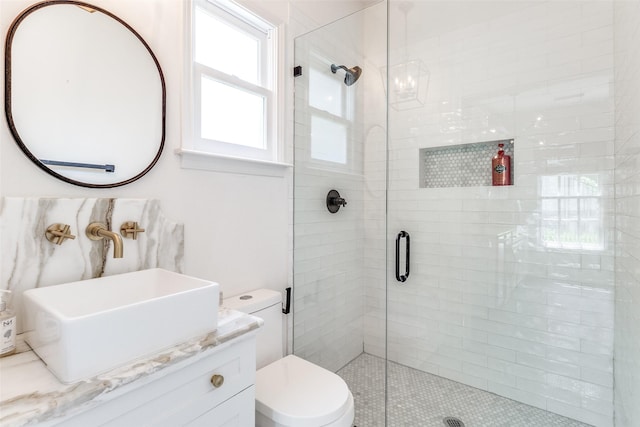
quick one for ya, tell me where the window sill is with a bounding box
[302,165,364,178]
[175,149,292,177]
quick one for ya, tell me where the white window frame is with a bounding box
[179,0,289,174]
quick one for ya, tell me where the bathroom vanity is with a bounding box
[0,309,261,427]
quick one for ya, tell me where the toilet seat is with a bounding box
[255,355,354,427]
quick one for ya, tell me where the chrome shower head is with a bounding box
[331,64,362,86]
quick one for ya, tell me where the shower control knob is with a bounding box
[326,189,347,213]
[210,374,224,388]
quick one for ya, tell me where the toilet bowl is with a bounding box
[224,289,355,427]
[255,355,354,427]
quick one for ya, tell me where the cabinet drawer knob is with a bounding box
[210,374,224,388]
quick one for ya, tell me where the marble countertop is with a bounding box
[0,309,262,427]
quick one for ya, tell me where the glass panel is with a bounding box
[559,174,579,196]
[559,219,579,247]
[540,175,560,197]
[385,59,429,110]
[195,6,259,85]
[310,116,347,164]
[541,219,559,246]
[293,3,387,426]
[581,219,603,248]
[580,174,601,196]
[560,198,579,220]
[200,77,265,149]
[541,199,559,219]
[386,1,614,425]
[581,198,601,219]
[296,1,616,425]
[309,67,343,116]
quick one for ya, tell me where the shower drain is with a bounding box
[443,416,465,427]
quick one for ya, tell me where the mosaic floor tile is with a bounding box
[337,353,592,427]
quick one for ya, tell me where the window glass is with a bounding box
[539,174,603,250]
[195,7,260,85]
[309,68,343,117]
[311,115,347,164]
[200,77,265,148]
[185,0,277,163]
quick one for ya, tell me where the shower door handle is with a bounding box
[395,231,410,283]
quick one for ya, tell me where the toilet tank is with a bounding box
[223,289,283,369]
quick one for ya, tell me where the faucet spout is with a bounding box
[86,223,124,258]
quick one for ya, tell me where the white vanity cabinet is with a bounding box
[46,334,256,427]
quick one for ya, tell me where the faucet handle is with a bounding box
[45,223,76,245]
[326,189,347,213]
[120,221,145,240]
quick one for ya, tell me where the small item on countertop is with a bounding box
[0,290,16,357]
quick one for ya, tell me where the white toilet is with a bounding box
[224,289,355,427]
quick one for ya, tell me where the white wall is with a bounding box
[0,0,292,300]
[370,2,615,426]
[613,1,640,426]
[0,0,378,362]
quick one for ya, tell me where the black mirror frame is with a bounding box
[4,0,166,188]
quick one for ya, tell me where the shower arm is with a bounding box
[330,63,362,86]
[331,64,350,74]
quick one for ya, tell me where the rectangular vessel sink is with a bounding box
[22,268,219,383]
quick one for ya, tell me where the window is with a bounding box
[539,174,604,251]
[183,0,279,164]
[307,56,354,169]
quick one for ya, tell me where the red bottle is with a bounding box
[492,143,511,186]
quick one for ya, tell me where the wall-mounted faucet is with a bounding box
[326,189,347,214]
[86,223,123,258]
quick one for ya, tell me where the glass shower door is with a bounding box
[292,2,388,425]
[384,1,615,426]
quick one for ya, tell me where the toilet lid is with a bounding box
[256,355,352,427]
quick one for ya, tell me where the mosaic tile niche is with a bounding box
[420,139,514,188]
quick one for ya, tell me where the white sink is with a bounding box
[22,268,219,383]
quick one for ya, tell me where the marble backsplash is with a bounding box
[0,198,184,333]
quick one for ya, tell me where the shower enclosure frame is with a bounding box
[292,1,616,426]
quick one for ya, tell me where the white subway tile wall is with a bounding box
[613,1,640,426]
[372,2,614,426]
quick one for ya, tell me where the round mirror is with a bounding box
[5,1,165,188]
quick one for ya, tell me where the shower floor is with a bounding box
[337,353,592,427]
